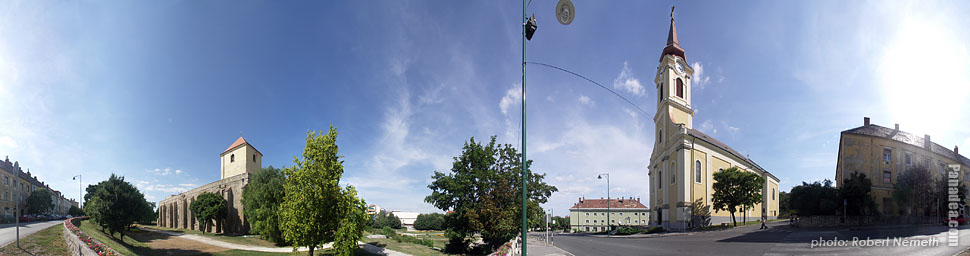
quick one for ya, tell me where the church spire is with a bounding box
[660,6,686,62]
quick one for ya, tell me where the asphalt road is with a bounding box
[0,220,64,248]
[553,222,970,256]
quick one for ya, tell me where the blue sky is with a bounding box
[1,1,969,216]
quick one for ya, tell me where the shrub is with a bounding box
[641,226,664,234]
[614,227,639,235]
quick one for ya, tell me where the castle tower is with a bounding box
[220,137,262,179]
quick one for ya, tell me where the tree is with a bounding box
[893,165,936,216]
[26,188,54,215]
[280,127,367,256]
[243,166,287,245]
[778,191,791,217]
[840,172,878,216]
[190,192,226,234]
[425,136,558,252]
[711,167,765,226]
[68,205,84,217]
[938,172,967,218]
[85,174,150,243]
[789,180,839,216]
[414,213,446,230]
[372,210,402,229]
[137,201,157,224]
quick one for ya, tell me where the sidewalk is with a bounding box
[525,236,573,256]
[137,226,409,255]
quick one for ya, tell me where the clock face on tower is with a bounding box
[674,62,685,74]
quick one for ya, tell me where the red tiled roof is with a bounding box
[221,137,261,156]
[570,198,648,209]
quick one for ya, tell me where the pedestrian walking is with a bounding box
[760,216,767,230]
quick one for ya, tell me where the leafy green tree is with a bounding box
[778,191,791,217]
[280,127,367,256]
[68,205,84,217]
[840,172,878,216]
[938,169,967,218]
[243,166,288,245]
[414,213,445,230]
[893,165,935,216]
[137,201,157,224]
[372,210,402,229]
[790,180,839,216]
[711,167,765,226]
[190,192,226,234]
[425,136,558,252]
[26,188,54,215]
[85,174,150,243]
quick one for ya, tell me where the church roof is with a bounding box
[221,137,262,156]
[686,128,778,181]
[571,197,648,210]
[660,6,686,62]
[842,124,970,167]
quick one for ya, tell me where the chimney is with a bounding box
[895,123,900,131]
[925,135,931,149]
[864,117,870,126]
[579,197,583,203]
[637,197,640,202]
[956,146,960,156]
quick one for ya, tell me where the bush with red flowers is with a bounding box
[65,217,120,256]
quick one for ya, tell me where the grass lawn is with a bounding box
[362,237,448,256]
[211,248,373,256]
[138,224,281,248]
[76,219,157,255]
[0,223,70,256]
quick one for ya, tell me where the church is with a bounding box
[157,137,262,234]
[648,9,780,230]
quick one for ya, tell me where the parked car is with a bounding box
[947,215,970,225]
[19,215,34,222]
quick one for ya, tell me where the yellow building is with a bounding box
[648,11,780,230]
[835,117,970,215]
[569,197,649,232]
[220,137,263,179]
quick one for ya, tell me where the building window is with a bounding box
[772,188,775,200]
[695,160,702,183]
[619,213,623,216]
[586,220,589,223]
[593,213,596,216]
[659,170,662,189]
[659,85,663,104]
[883,149,892,163]
[905,153,912,166]
[611,220,615,223]
[253,154,256,162]
[231,154,235,163]
[585,227,590,231]
[965,171,969,182]
[671,162,676,184]
[883,171,891,184]
[658,130,662,144]
[676,78,684,98]
[941,163,947,177]
[586,212,589,216]
[635,220,638,224]
[634,212,638,216]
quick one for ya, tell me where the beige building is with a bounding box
[648,11,780,230]
[158,137,262,234]
[1,157,79,221]
[569,197,648,232]
[835,117,970,216]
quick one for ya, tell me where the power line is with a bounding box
[525,61,651,117]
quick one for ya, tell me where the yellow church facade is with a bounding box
[648,12,780,230]
[835,117,970,216]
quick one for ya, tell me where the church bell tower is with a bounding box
[653,6,694,146]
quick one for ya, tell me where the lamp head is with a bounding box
[525,14,537,41]
[598,175,602,179]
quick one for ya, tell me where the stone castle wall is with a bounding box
[157,173,250,235]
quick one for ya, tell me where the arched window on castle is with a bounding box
[231,154,235,163]
[676,78,684,98]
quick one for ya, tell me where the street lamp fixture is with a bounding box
[598,173,610,236]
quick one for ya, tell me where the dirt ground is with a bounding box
[127,229,231,255]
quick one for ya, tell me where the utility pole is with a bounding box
[599,173,610,236]
[520,0,529,254]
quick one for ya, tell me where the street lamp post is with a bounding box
[73,175,82,209]
[598,173,610,236]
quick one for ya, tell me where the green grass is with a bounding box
[76,219,157,255]
[362,238,448,256]
[0,223,70,256]
[138,224,281,248]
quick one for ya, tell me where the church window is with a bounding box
[659,85,663,104]
[658,130,662,144]
[253,154,257,162]
[658,170,662,188]
[772,188,775,200]
[676,78,684,98]
[671,162,676,184]
[231,154,235,163]
[694,160,702,183]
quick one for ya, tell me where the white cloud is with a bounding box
[150,168,173,176]
[613,61,644,96]
[699,120,717,135]
[175,169,183,174]
[499,86,521,115]
[691,62,711,90]
[578,95,594,106]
